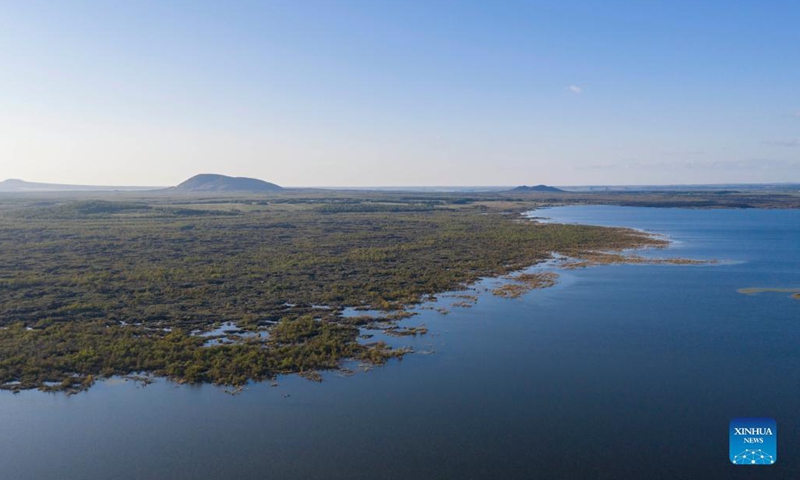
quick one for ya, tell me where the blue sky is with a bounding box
[1,0,798,186]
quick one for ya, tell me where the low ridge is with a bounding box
[508,184,565,193]
[174,174,283,193]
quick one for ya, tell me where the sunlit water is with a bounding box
[2,206,798,479]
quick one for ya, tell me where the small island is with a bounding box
[738,287,800,301]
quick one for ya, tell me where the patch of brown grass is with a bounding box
[492,272,559,298]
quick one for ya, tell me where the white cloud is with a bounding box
[566,85,583,95]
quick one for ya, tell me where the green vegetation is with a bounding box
[558,252,714,269]
[0,192,666,392]
[383,325,429,337]
[0,315,399,393]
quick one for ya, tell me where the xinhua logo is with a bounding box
[729,418,777,465]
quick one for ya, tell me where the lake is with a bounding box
[2,206,798,479]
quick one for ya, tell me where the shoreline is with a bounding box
[0,204,710,394]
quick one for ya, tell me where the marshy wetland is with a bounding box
[1,192,677,392]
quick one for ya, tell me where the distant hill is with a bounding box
[508,184,565,193]
[0,179,155,192]
[173,174,283,193]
